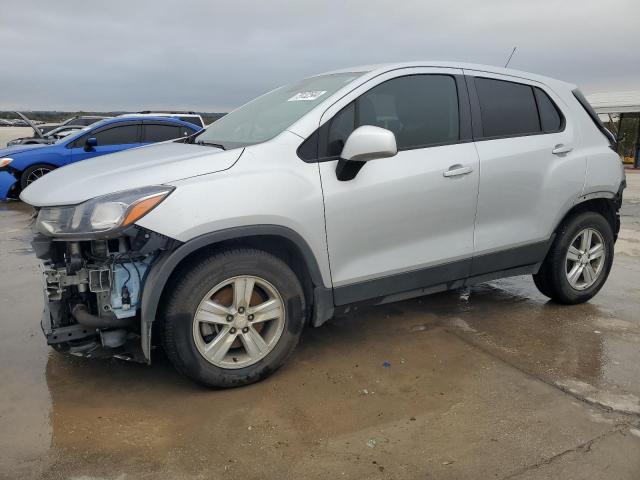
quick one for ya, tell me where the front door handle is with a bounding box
[443,165,473,177]
[552,144,573,155]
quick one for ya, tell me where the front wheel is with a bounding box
[533,211,614,304]
[20,164,56,189]
[161,248,306,388]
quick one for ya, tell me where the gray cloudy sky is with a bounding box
[1,0,639,112]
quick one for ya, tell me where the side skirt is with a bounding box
[328,239,552,317]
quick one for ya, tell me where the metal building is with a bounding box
[588,90,640,168]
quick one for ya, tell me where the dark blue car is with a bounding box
[0,116,201,200]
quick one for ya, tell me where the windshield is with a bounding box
[56,126,90,144]
[193,72,366,149]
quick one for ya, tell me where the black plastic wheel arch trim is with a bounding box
[139,225,332,362]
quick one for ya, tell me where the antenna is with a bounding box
[504,46,517,68]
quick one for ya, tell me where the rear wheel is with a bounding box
[533,211,614,304]
[162,248,306,387]
[20,164,56,189]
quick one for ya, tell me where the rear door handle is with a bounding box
[552,144,573,155]
[443,165,473,177]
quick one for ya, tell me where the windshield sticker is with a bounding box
[288,91,327,102]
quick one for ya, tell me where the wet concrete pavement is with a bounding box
[1,174,639,479]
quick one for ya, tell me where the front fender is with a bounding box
[10,149,68,171]
[138,225,330,363]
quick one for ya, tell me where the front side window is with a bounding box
[327,103,355,157]
[193,72,366,149]
[474,77,541,138]
[325,74,460,156]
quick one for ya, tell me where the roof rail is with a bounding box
[137,110,198,115]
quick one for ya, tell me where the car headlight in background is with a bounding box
[0,158,13,168]
[36,186,174,238]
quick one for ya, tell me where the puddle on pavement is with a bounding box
[432,271,640,414]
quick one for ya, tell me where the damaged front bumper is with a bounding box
[34,227,178,363]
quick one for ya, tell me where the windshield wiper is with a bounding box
[195,140,225,150]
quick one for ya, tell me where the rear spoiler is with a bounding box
[572,89,617,148]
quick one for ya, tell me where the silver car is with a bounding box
[21,62,626,387]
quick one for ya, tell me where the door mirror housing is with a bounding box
[340,125,397,162]
[84,137,97,152]
[336,126,397,181]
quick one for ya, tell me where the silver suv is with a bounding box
[21,62,626,387]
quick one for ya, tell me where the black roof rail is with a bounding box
[137,110,198,115]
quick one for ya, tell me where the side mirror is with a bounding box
[336,126,397,181]
[84,137,97,152]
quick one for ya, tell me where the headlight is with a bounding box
[36,186,174,238]
[0,158,13,168]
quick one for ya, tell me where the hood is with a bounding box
[15,112,44,139]
[20,142,242,207]
[0,144,48,156]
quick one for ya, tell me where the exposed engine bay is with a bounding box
[32,227,175,361]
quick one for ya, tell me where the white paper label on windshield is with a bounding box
[288,91,327,102]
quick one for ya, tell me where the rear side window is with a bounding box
[474,77,540,137]
[143,124,181,142]
[534,88,563,133]
[93,125,139,145]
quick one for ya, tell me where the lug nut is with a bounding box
[242,327,249,333]
[238,307,245,314]
[229,327,237,334]
[248,314,254,321]
[226,314,234,322]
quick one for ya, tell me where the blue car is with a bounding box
[0,116,201,200]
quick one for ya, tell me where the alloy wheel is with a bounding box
[565,228,606,290]
[26,167,51,185]
[192,275,286,369]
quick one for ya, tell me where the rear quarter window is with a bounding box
[534,87,564,133]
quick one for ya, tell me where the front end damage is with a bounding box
[0,170,19,200]
[34,227,176,362]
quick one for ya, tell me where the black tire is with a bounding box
[533,211,614,304]
[20,163,56,189]
[161,248,306,388]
